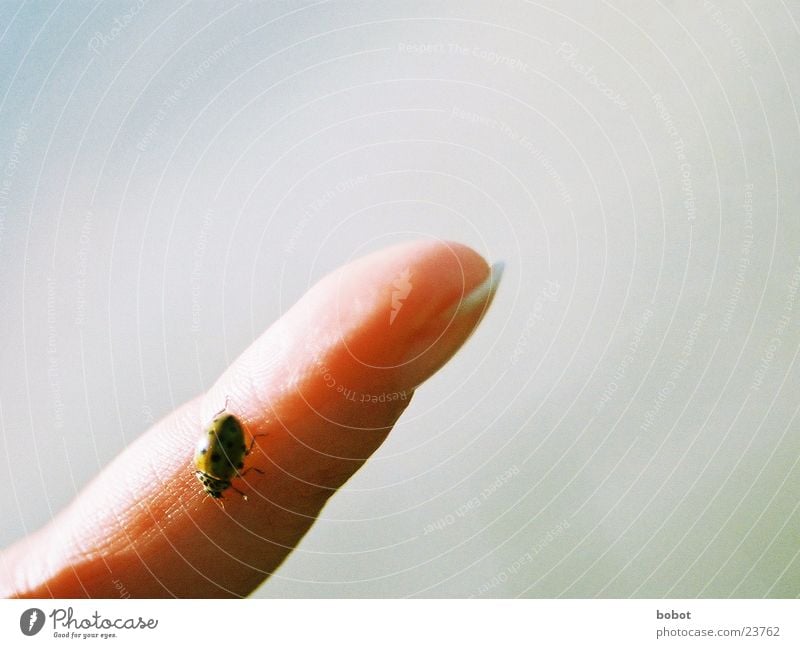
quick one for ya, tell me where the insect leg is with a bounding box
[229,484,249,501]
[238,467,265,477]
[246,433,269,454]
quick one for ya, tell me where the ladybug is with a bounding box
[193,400,265,501]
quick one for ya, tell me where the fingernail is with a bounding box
[398,261,504,387]
[449,261,505,323]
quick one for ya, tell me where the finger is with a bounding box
[1,240,501,598]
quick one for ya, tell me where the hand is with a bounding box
[1,240,501,598]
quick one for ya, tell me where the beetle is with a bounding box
[193,400,265,501]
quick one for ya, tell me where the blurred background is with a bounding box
[1,0,798,597]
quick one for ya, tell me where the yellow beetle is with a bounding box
[193,401,264,501]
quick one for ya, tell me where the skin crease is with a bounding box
[0,240,499,598]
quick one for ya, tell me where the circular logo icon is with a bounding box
[20,608,45,636]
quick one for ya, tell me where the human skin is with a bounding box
[0,239,501,598]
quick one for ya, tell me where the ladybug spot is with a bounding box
[200,448,207,454]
